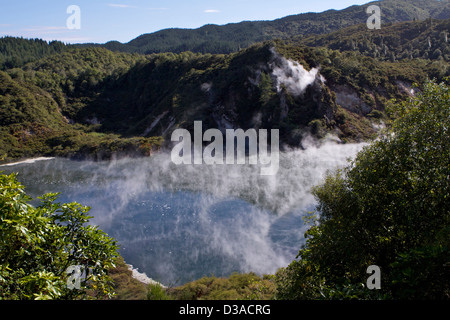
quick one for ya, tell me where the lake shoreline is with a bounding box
[126,263,167,288]
[0,156,56,167]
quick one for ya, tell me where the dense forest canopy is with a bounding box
[77,0,450,55]
[1,30,448,162]
[0,37,69,70]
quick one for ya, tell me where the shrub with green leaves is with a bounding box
[0,172,119,300]
[275,79,450,300]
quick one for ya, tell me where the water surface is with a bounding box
[0,141,366,285]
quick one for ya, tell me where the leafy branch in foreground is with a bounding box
[0,172,119,300]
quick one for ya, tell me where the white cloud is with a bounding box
[108,4,137,8]
[22,26,67,33]
[204,9,220,13]
[108,3,168,10]
[2,26,85,41]
[145,7,169,10]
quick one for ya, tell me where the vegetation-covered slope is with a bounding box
[298,18,450,62]
[80,0,450,55]
[0,1,449,162]
[1,19,449,162]
[0,37,69,70]
[275,79,449,300]
[0,48,163,162]
[73,38,448,145]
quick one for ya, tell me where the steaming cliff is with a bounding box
[1,34,440,162]
[77,41,409,150]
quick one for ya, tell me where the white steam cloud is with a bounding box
[269,48,324,97]
[2,140,367,285]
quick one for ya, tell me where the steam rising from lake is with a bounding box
[1,139,367,285]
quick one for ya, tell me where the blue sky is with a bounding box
[0,0,373,44]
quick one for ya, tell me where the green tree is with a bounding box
[258,72,275,105]
[275,79,450,300]
[0,172,119,300]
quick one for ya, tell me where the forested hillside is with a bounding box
[0,0,449,162]
[0,48,163,161]
[0,37,69,70]
[298,18,450,62]
[75,39,448,144]
[79,0,450,55]
[1,35,448,162]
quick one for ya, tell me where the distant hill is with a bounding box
[1,0,448,70]
[297,18,450,62]
[2,27,448,162]
[78,0,450,54]
[0,37,69,70]
[0,0,449,162]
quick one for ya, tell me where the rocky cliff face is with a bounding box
[81,44,345,149]
[2,40,426,162]
[75,41,425,151]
